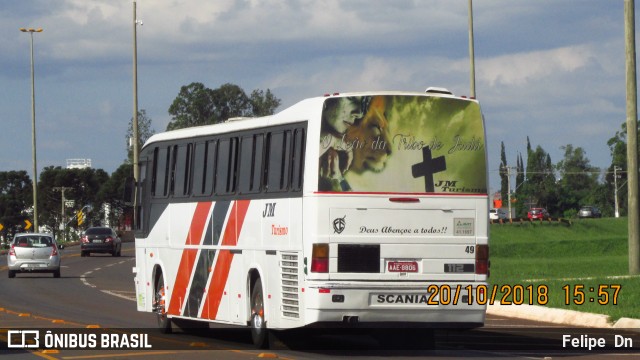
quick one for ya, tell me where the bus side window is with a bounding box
[265,131,292,192]
[151,147,158,196]
[290,128,305,192]
[192,141,205,196]
[135,160,147,232]
[153,146,170,198]
[192,140,216,197]
[172,143,192,198]
[168,144,178,195]
[216,138,238,195]
[238,134,264,194]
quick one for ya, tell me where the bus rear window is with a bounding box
[318,95,487,194]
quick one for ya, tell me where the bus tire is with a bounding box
[250,277,269,348]
[155,273,172,334]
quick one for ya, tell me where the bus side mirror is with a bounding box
[123,177,136,206]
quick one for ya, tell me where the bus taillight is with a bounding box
[475,244,489,275]
[311,243,329,273]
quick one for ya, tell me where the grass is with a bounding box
[489,217,640,322]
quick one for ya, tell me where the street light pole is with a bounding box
[132,1,141,229]
[468,0,476,98]
[132,1,140,184]
[20,27,42,233]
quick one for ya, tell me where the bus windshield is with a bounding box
[318,95,487,194]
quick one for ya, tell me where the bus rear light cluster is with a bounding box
[475,244,489,275]
[311,243,329,273]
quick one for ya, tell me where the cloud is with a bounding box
[476,45,595,87]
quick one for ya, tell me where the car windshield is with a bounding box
[14,236,53,248]
[85,228,112,235]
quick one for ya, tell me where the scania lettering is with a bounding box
[132,88,490,348]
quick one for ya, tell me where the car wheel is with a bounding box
[81,251,87,257]
[53,270,60,278]
[117,245,122,257]
[8,270,16,278]
[250,277,269,348]
[155,274,172,333]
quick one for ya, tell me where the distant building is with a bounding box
[66,159,92,169]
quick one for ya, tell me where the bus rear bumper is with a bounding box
[302,282,487,327]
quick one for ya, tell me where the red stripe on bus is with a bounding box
[167,201,212,315]
[200,200,250,320]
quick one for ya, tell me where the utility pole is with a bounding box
[614,166,621,218]
[624,0,639,274]
[53,186,73,242]
[468,0,476,98]
[502,165,516,219]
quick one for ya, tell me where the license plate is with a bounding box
[92,239,103,243]
[25,264,45,268]
[387,261,418,273]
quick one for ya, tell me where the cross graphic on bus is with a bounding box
[412,147,447,192]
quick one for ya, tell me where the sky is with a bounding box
[0,0,633,195]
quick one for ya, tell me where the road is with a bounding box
[1,242,638,359]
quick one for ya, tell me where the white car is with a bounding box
[489,208,507,220]
[7,233,62,278]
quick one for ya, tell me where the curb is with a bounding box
[487,304,640,332]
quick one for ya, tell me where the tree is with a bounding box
[250,89,281,116]
[98,163,134,228]
[167,82,216,130]
[520,142,556,215]
[211,83,250,121]
[555,144,599,216]
[126,109,155,164]
[605,122,630,216]
[499,142,508,204]
[39,167,109,237]
[0,171,32,237]
[166,82,282,131]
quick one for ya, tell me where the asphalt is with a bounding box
[2,244,638,331]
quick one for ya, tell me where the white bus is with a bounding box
[132,88,489,348]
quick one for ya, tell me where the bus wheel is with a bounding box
[250,278,269,348]
[154,274,172,334]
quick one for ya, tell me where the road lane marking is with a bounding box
[80,258,136,300]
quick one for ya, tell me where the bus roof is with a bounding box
[142,89,476,149]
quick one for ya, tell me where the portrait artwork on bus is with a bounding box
[318,95,487,194]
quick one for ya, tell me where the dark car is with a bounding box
[578,206,602,218]
[527,208,549,220]
[7,233,61,278]
[81,227,121,257]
